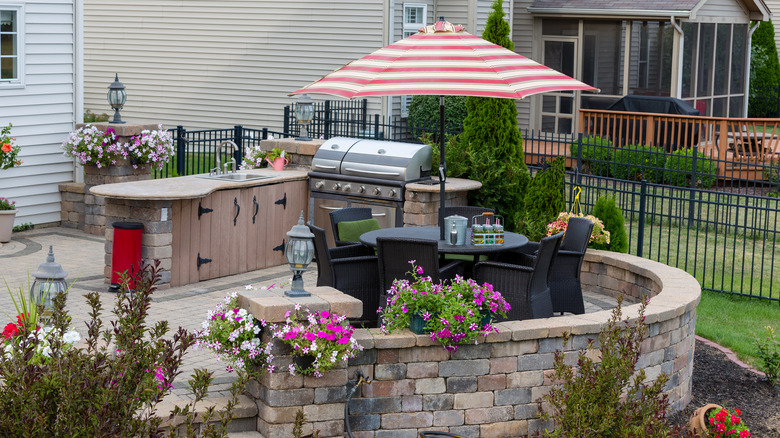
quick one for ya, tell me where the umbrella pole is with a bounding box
[439,96,446,241]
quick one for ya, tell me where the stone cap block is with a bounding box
[238,286,363,323]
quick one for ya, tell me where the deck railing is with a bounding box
[579,109,780,179]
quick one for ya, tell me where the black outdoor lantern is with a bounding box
[284,211,315,297]
[30,246,68,322]
[107,73,127,124]
[294,94,314,141]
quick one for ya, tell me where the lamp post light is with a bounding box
[284,211,315,297]
[107,73,127,124]
[30,246,68,322]
[294,94,314,141]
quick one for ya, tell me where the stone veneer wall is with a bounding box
[239,250,700,438]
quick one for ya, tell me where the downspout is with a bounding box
[670,16,683,100]
[744,21,761,117]
[74,0,85,183]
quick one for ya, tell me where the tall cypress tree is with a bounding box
[460,0,530,231]
[749,20,780,117]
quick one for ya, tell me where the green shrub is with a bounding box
[424,132,471,179]
[408,95,468,141]
[662,148,717,188]
[749,20,780,118]
[591,195,628,253]
[539,296,684,437]
[751,325,780,386]
[521,156,565,241]
[570,136,614,177]
[83,109,110,123]
[612,144,666,183]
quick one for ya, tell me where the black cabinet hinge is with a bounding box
[274,193,287,209]
[198,202,213,219]
[196,253,212,270]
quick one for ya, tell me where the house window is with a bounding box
[401,3,427,116]
[0,6,22,85]
[403,3,427,38]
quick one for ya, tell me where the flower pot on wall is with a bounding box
[0,209,17,243]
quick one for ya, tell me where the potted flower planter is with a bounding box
[0,208,17,243]
[687,403,723,437]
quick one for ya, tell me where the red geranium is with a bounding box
[3,322,19,339]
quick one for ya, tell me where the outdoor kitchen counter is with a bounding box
[90,168,309,200]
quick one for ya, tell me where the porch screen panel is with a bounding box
[628,21,673,96]
[681,22,698,99]
[730,24,746,95]
[696,23,715,101]
[713,24,730,97]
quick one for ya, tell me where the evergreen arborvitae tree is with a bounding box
[460,0,530,232]
[521,156,566,241]
[749,20,780,118]
[591,196,628,253]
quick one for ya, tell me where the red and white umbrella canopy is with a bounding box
[291,20,598,99]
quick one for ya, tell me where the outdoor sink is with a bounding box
[197,173,273,182]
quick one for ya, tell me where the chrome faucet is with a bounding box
[213,140,238,175]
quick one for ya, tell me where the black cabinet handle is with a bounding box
[273,239,285,252]
[233,197,240,226]
[252,195,259,224]
[274,193,287,209]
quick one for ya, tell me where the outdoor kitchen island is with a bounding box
[90,168,309,288]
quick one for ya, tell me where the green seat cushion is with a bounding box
[337,218,381,242]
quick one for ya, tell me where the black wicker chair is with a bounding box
[376,238,464,307]
[499,217,594,315]
[309,223,381,324]
[330,207,374,247]
[474,232,563,321]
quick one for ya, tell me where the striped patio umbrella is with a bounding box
[291,19,598,237]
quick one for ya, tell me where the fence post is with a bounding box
[374,114,380,140]
[637,179,647,258]
[576,132,583,186]
[262,127,268,140]
[688,144,698,228]
[176,125,186,176]
[283,106,290,136]
[234,125,244,167]
[362,99,368,133]
[324,100,332,139]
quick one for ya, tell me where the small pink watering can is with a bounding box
[266,155,289,171]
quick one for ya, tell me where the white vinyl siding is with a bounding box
[0,0,78,226]
[694,0,751,22]
[475,0,512,38]
[82,0,386,133]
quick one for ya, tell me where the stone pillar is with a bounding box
[404,178,482,227]
[80,123,159,236]
[258,137,323,168]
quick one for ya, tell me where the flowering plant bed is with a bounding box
[547,211,610,246]
[707,406,752,438]
[271,305,363,377]
[1,123,22,170]
[195,291,271,377]
[0,197,15,211]
[126,125,174,170]
[380,261,508,352]
[62,124,127,167]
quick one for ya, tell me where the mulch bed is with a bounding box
[668,339,780,436]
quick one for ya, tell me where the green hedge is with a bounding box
[612,144,666,183]
[662,148,718,188]
[570,136,614,177]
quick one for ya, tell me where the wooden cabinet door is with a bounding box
[263,183,289,269]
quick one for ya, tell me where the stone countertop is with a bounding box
[89,168,310,200]
[406,177,482,193]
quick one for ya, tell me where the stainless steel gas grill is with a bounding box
[309,137,433,246]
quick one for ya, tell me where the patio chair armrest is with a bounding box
[330,243,374,259]
[439,260,465,282]
[495,242,539,266]
[475,260,534,275]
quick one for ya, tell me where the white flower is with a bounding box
[245,285,254,290]
[238,308,248,317]
[41,346,52,358]
[62,330,81,345]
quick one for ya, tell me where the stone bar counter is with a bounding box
[90,168,309,287]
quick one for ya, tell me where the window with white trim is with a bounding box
[0,5,23,85]
[402,3,427,116]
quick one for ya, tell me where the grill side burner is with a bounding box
[309,138,433,246]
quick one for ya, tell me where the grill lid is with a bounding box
[311,137,432,181]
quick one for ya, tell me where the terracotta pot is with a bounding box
[687,403,723,437]
[0,209,17,243]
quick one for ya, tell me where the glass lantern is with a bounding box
[107,73,127,124]
[285,211,315,297]
[294,94,315,141]
[30,246,68,322]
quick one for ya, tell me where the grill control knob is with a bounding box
[333,183,342,191]
[314,181,324,189]
[358,185,366,194]
[373,187,382,196]
[343,184,351,192]
[389,189,398,197]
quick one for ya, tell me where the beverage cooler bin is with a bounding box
[109,221,144,292]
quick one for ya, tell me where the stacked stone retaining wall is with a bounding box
[239,250,701,438]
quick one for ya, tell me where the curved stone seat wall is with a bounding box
[240,249,701,438]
